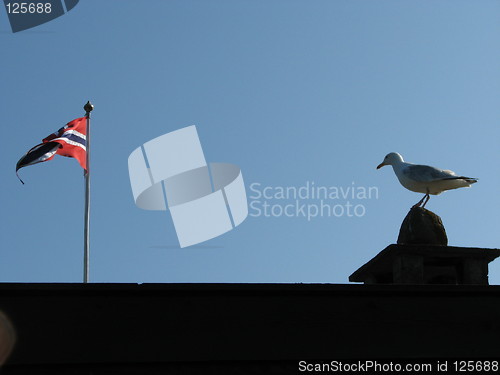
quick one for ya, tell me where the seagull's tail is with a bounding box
[443,176,478,184]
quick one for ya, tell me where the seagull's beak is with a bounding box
[376,162,385,170]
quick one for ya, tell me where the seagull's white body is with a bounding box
[377,152,477,207]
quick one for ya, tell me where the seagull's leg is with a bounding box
[412,194,427,208]
[421,193,430,208]
[421,188,431,208]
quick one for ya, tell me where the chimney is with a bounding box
[349,207,500,285]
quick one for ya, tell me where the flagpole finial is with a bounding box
[84,101,94,113]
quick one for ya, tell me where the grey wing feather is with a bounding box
[402,164,457,182]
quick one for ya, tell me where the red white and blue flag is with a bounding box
[16,117,87,184]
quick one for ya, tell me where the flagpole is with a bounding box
[83,101,94,283]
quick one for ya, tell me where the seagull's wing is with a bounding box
[403,164,478,184]
[402,164,458,182]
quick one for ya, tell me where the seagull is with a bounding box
[376,152,478,208]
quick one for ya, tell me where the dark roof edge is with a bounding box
[0,282,500,297]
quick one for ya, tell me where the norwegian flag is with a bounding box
[16,117,87,184]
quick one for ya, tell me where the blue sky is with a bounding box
[1,0,499,283]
